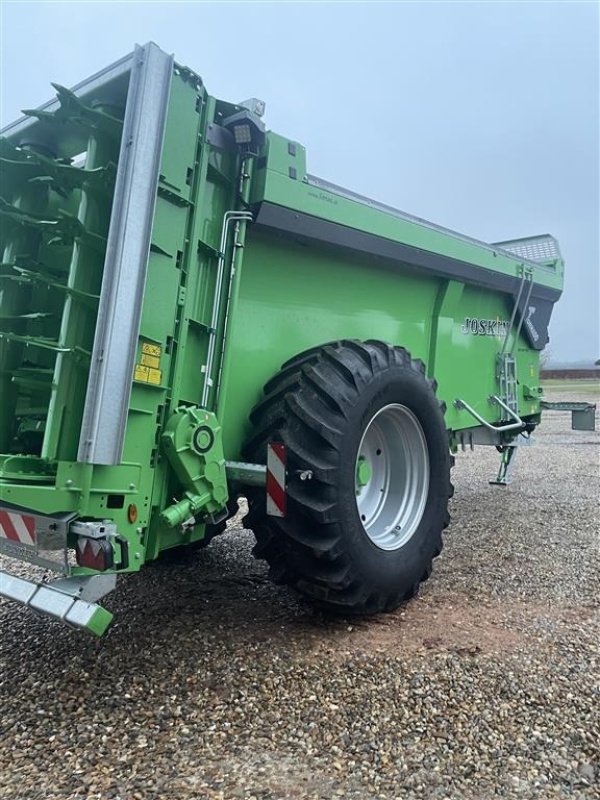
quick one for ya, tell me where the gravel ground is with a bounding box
[0,385,598,800]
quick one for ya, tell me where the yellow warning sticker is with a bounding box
[142,342,161,357]
[134,364,150,382]
[135,343,162,384]
[141,353,160,369]
[134,364,162,385]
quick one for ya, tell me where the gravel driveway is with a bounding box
[1,385,598,800]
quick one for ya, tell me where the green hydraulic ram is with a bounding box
[0,43,594,635]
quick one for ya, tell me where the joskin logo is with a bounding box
[461,317,510,337]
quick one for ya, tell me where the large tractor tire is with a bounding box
[244,340,453,615]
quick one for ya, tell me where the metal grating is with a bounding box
[493,235,561,264]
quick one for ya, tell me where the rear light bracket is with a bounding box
[47,572,117,603]
[71,520,117,539]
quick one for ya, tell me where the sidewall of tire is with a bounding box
[334,366,449,599]
[245,340,452,613]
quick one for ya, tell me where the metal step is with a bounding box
[0,572,115,636]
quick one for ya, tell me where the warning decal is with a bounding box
[141,353,160,368]
[134,343,163,385]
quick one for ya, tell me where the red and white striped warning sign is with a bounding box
[266,442,287,518]
[0,509,36,546]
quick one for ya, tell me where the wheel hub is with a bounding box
[355,403,429,551]
[355,456,372,491]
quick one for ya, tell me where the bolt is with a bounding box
[135,552,141,560]
[297,470,313,481]
[129,483,136,490]
[65,479,73,487]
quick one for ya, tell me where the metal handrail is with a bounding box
[454,395,526,433]
[201,209,253,407]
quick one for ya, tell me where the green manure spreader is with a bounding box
[0,43,592,635]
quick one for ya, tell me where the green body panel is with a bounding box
[0,46,561,585]
[219,230,541,460]
[253,136,563,293]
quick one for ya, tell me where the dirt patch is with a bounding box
[349,599,521,656]
[168,751,351,799]
[307,593,599,661]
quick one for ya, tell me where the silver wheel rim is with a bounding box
[355,403,429,551]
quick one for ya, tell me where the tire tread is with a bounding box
[244,340,453,615]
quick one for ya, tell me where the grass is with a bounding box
[541,379,599,393]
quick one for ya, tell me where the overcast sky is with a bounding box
[1,1,598,363]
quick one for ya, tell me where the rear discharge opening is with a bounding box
[0,80,128,465]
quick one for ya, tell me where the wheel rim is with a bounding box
[355,403,429,551]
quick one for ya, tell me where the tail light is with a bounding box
[72,521,117,572]
[76,537,114,571]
